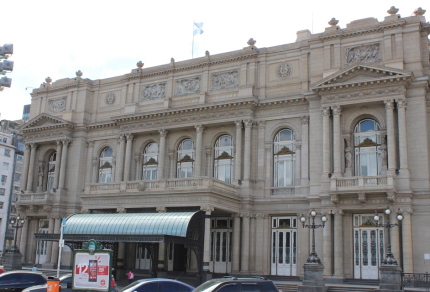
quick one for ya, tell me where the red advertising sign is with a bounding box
[73,252,111,291]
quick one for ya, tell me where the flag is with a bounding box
[193,22,204,36]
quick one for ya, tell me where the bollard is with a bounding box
[47,276,60,292]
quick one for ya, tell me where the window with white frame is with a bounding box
[177,139,195,178]
[0,188,5,195]
[273,129,296,187]
[1,137,7,143]
[16,155,23,161]
[46,152,56,191]
[142,143,158,180]
[354,119,382,176]
[0,202,3,209]
[98,147,113,183]
[4,149,10,156]
[3,162,9,170]
[214,135,234,184]
[1,175,6,183]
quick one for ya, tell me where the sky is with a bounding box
[0,0,427,121]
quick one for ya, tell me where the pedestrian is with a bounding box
[32,264,37,271]
[127,270,134,284]
[110,275,117,292]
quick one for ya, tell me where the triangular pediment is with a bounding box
[310,63,413,91]
[20,113,75,131]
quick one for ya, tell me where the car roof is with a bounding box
[0,271,47,277]
[135,278,187,283]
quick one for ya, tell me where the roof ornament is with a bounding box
[413,7,426,16]
[247,38,256,46]
[136,61,144,68]
[387,6,399,15]
[45,77,52,84]
[328,18,339,27]
[76,70,83,77]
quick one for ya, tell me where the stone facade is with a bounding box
[16,8,430,280]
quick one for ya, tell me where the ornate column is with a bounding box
[58,140,70,190]
[91,158,98,183]
[301,116,309,186]
[50,218,61,264]
[254,214,265,273]
[134,154,141,180]
[20,144,31,191]
[115,135,126,182]
[201,206,214,278]
[332,105,342,177]
[243,120,253,181]
[18,218,30,261]
[401,209,413,272]
[322,107,331,177]
[240,213,250,273]
[397,99,409,172]
[322,212,332,276]
[26,143,38,192]
[158,130,167,179]
[195,125,204,177]
[52,140,63,190]
[123,134,134,181]
[234,121,243,184]
[44,217,55,264]
[295,144,302,186]
[85,141,94,185]
[384,100,396,174]
[333,210,344,277]
[232,213,241,273]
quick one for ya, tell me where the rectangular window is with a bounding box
[16,155,23,161]
[1,175,6,183]
[3,162,9,170]
[15,163,22,173]
[4,149,10,156]
[2,138,7,143]
[0,202,3,209]
[14,173,21,182]
[0,188,5,195]
[14,185,19,191]
[17,143,25,152]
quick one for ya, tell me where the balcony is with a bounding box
[15,192,53,205]
[84,177,239,197]
[330,175,395,194]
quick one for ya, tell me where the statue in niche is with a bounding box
[38,166,44,187]
[381,143,387,168]
[345,145,352,169]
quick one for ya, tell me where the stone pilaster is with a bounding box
[85,140,94,185]
[123,134,134,181]
[232,213,241,273]
[158,130,167,179]
[26,143,38,192]
[200,206,214,277]
[401,209,413,272]
[322,212,332,276]
[332,105,342,177]
[384,100,396,174]
[301,116,310,186]
[58,140,70,190]
[115,135,125,182]
[333,210,344,278]
[397,99,409,173]
[322,107,331,177]
[240,212,250,273]
[234,121,243,184]
[195,125,204,177]
[243,119,253,181]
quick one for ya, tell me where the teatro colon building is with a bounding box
[15,6,430,282]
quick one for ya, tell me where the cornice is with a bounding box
[319,21,406,41]
[315,78,410,93]
[86,121,118,130]
[21,123,75,133]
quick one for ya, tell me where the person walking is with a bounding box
[32,264,38,271]
[127,270,134,284]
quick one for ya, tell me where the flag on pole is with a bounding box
[193,22,204,35]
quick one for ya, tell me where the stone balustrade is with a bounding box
[16,192,53,205]
[330,175,394,193]
[271,187,296,196]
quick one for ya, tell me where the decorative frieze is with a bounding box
[141,83,166,100]
[48,97,66,113]
[211,71,238,90]
[322,86,403,102]
[175,77,200,96]
[346,43,381,65]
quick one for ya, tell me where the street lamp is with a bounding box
[9,216,25,253]
[300,209,327,263]
[374,207,403,265]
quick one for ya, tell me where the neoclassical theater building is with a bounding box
[16,7,429,281]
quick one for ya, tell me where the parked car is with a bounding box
[121,278,194,292]
[192,277,280,292]
[0,271,47,291]
[22,274,72,292]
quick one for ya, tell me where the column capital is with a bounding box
[62,139,71,146]
[116,207,126,213]
[397,98,407,108]
[159,129,168,137]
[56,140,63,146]
[332,105,342,115]
[126,134,134,141]
[195,124,205,133]
[117,134,125,143]
[87,140,94,147]
[30,142,38,150]
[399,207,413,215]
[321,106,331,116]
[335,209,345,216]
[234,120,243,128]
[257,120,266,129]
[384,99,395,109]
[301,115,310,125]
[200,205,214,214]
[243,119,254,128]
[156,206,166,213]
[239,212,250,218]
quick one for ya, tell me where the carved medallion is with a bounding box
[211,71,238,90]
[277,63,292,79]
[142,83,166,100]
[346,43,381,64]
[105,92,116,105]
[175,77,200,96]
[48,97,66,113]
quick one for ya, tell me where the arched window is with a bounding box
[98,147,113,183]
[214,135,234,183]
[46,152,56,191]
[354,119,382,176]
[143,143,158,180]
[273,129,295,187]
[177,139,194,178]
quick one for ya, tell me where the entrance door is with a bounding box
[135,244,151,270]
[35,220,49,265]
[353,214,385,279]
[271,216,297,276]
[209,218,232,274]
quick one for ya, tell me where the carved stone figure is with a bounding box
[380,143,387,167]
[48,97,66,113]
[38,167,43,187]
[105,92,116,105]
[142,83,166,100]
[175,77,200,96]
[346,43,381,64]
[345,146,352,168]
[211,71,238,90]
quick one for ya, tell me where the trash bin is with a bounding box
[47,276,60,292]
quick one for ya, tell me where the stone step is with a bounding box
[328,286,376,292]
[275,283,298,292]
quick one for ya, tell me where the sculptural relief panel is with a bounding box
[141,83,166,101]
[48,97,67,113]
[268,60,299,83]
[345,43,381,65]
[175,77,200,96]
[211,71,238,90]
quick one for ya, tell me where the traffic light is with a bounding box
[0,44,13,91]
[0,60,14,71]
[0,44,13,56]
[0,76,12,87]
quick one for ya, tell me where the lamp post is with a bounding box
[9,215,25,253]
[374,207,403,265]
[300,210,327,263]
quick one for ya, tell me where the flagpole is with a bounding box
[192,20,195,59]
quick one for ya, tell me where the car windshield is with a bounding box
[192,280,222,292]
[120,281,142,292]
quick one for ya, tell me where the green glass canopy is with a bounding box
[64,212,198,237]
